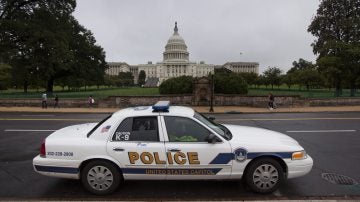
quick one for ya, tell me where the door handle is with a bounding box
[167,148,181,152]
[113,147,124,152]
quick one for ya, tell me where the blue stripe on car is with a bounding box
[247,152,292,159]
[209,153,234,164]
[209,152,293,164]
[35,165,78,174]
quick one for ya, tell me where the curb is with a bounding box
[1,107,360,114]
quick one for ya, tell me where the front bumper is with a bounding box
[33,155,80,179]
[286,154,313,179]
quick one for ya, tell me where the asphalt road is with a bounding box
[0,111,359,200]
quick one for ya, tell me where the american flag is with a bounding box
[101,125,111,133]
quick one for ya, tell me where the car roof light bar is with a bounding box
[152,101,170,112]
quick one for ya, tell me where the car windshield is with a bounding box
[194,112,232,140]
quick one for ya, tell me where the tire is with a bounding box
[81,160,122,195]
[245,158,284,194]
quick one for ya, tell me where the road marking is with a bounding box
[4,129,56,132]
[219,117,360,121]
[286,130,356,133]
[21,114,56,117]
[0,118,98,121]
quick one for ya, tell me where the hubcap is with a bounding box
[253,164,279,190]
[87,166,114,191]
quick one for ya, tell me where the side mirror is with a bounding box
[208,116,216,121]
[206,134,218,144]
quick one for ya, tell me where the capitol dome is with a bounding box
[163,22,189,62]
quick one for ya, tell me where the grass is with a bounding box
[0,85,359,99]
[248,85,360,98]
[0,87,160,99]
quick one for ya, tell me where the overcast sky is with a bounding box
[73,0,320,73]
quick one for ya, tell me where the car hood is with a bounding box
[223,124,303,152]
[47,123,97,140]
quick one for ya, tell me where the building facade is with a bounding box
[106,22,259,86]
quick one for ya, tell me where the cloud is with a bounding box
[73,0,319,73]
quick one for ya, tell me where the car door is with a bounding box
[160,115,232,180]
[107,116,167,180]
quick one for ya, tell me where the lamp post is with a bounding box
[209,73,214,112]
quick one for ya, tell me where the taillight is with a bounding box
[40,139,46,157]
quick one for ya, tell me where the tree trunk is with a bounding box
[335,81,342,97]
[350,81,355,97]
[46,78,54,93]
[23,81,28,93]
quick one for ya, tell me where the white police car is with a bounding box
[33,101,313,195]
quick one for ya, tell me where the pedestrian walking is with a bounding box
[88,95,95,108]
[54,95,59,108]
[42,93,47,109]
[268,93,275,110]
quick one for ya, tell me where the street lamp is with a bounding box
[209,73,214,112]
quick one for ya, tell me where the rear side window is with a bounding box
[112,116,159,142]
[87,114,112,137]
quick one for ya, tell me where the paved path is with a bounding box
[1,106,360,113]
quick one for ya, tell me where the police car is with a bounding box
[33,101,313,195]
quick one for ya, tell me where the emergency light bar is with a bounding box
[152,101,170,112]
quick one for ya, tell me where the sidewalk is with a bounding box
[1,106,360,113]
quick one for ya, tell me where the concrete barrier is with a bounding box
[0,96,359,108]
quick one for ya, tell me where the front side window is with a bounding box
[112,116,158,142]
[164,116,210,142]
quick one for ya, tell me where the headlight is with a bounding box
[292,150,307,160]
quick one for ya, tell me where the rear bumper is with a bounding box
[33,155,80,179]
[286,155,313,179]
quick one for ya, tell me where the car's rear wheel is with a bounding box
[245,158,284,194]
[81,160,121,195]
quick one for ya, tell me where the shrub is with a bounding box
[214,73,248,94]
[159,76,193,94]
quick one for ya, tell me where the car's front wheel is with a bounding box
[81,160,122,195]
[245,158,284,194]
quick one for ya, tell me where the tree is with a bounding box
[0,0,77,93]
[308,0,360,96]
[263,67,282,89]
[287,58,318,89]
[297,69,325,90]
[214,67,232,74]
[0,0,107,93]
[288,58,315,73]
[281,74,294,89]
[238,72,258,86]
[117,72,134,87]
[138,70,146,86]
[0,63,11,89]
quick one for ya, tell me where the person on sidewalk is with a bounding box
[268,93,276,110]
[54,95,59,108]
[41,93,47,109]
[88,95,95,108]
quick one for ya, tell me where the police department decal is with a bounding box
[234,148,247,162]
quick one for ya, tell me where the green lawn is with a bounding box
[248,86,360,98]
[0,85,359,99]
[0,87,160,99]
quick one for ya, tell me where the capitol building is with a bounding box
[106,22,259,86]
